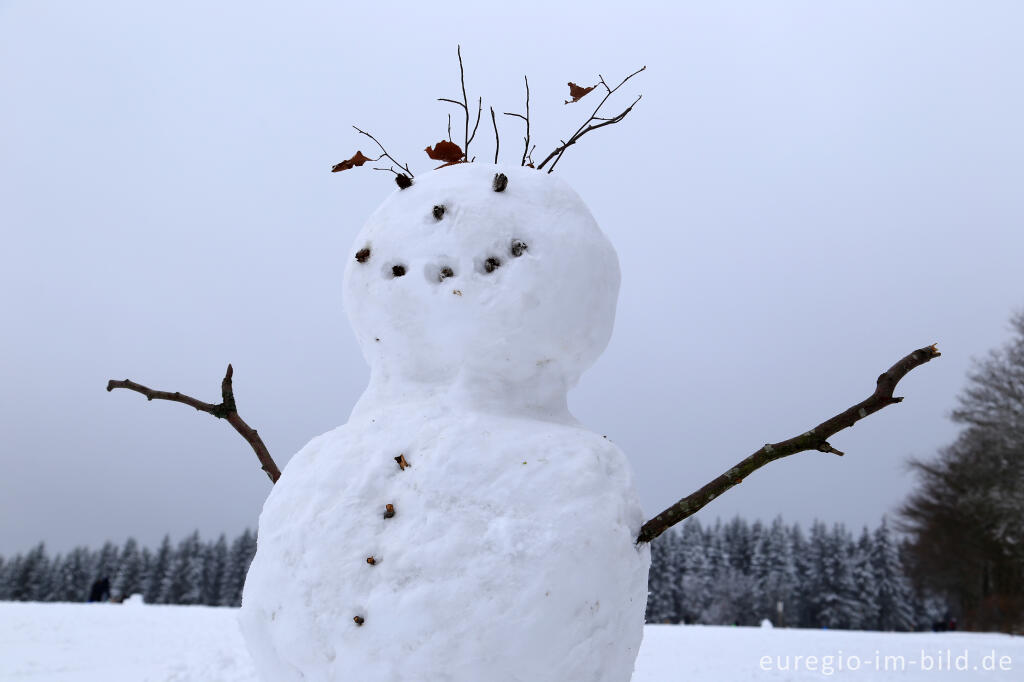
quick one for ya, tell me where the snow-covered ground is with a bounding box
[1,601,1020,681]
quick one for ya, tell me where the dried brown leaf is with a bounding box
[331,151,374,173]
[424,139,464,163]
[565,82,596,104]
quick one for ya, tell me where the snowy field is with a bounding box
[1,602,1020,681]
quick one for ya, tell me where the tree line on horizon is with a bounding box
[645,516,938,631]
[0,529,256,607]
[0,517,933,632]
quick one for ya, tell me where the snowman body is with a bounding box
[239,164,650,681]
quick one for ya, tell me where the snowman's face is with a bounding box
[342,163,619,395]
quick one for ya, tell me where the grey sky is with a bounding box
[1,1,1022,556]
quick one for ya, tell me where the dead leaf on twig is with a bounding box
[565,82,596,104]
[424,140,464,163]
[331,151,374,173]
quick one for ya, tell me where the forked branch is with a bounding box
[537,65,646,173]
[503,75,532,166]
[351,126,413,178]
[437,45,482,162]
[636,344,942,544]
[106,365,281,484]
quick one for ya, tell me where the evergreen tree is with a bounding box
[178,531,207,605]
[159,533,196,604]
[220,528,257,607]
[55,547,93,602]
[645,528,681,623]
[851,527,879,629]
[752,517,798,626]
[0,554,24,600]
[678,520,710,623]
[789,523,813,627]
[11,543,49,601]
[91,541,120,586]
[112,537,144,599]
[40,553,63,601]
[146,535,173,604]
[204,534,229,606]
[872,517,916,631]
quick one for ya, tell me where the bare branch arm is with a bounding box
[636,344,941,544]
[107,364,282,484]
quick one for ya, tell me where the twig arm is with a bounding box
[636,344,941,544]
[107,364,282,484]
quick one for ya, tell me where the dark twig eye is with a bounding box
[433,205,446,220]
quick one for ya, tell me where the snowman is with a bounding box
[238,162,651,681]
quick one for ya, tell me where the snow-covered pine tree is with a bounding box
[112,537,144,600]
[138,546,153,601]
[91,541,120,587]
[852,526,880,630]
[722,517,754,574]
[159,533,195,604]
[700,521,757,625]
[204,534,229,606]
[220,528,257,607]
[804,522,859,628]
[751,516,798,626]
[146,535,173,604]
[789,522,814,627]
[55,547,93,602]
[872,516,916,631]
[176,531,206,605]
[40,553,63,601]
[0,555,22,600]
[10,543,48,601]
[645,528,680,623]
[678,520,710,623]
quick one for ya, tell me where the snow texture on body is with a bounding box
[239,164,650,681]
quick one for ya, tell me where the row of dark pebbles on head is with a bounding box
[354,241,526,280]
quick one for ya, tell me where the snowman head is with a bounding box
[343,163,619,417]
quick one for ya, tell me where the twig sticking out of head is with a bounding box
[503,76,533,167]
[437,45,482,163]
[490,107,499,164]
[536,66,646,174]
[106,365,281,484]
[352,126,414,178]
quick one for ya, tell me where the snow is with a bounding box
[4,602,1023,681]
[240,163,647,681]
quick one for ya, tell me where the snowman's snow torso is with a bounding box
[241,403,648,682]
[239,164,650,681]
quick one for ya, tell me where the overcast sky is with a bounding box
[1,1,1022,556]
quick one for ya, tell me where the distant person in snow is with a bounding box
[88,577,111,602]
